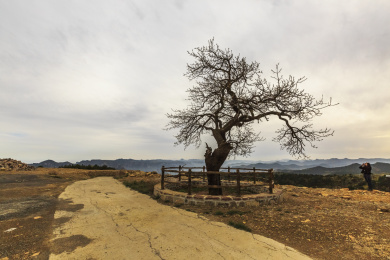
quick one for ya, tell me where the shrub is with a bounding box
[123,180,154,195]
[214,211,224,216]
[226,210,246,216]
[48,170,58,176]
[228,221,252,232]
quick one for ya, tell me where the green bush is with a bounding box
[214,211,224,216]
[123,180,154,195]
[228,221,252,232]
[48,170,58,176]
[226,210,246,216]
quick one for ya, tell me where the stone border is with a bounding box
[154,183,285,207]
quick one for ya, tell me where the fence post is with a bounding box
[253,167,256,184]
[203,166,206,182]
[161,166,165,190]
[179,165,182,181]
[188,169,192,195]
[269,169,274,194]
[228,166,231,182]
[236,169,241,197]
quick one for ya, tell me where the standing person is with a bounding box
[359,162,373,191]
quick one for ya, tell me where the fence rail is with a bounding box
[161,165,274,196]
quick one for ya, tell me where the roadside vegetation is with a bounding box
[274,173,390,192]
[228,221,252,232]
[123,180,157,195]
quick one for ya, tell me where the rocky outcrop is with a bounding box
[0,158,35,171]
[29,160,72,168]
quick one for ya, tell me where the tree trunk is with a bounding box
[204,143,231,195]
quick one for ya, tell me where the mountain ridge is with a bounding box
[29,158,390,174]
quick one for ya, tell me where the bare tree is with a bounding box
[166,39,336,195]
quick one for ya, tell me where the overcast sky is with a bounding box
[1,0,390,163]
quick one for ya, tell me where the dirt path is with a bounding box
[49,177,311,260]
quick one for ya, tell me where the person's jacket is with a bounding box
[359,163,372,174]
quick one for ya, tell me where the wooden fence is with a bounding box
[161,166,274,196]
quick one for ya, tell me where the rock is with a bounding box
[4,228,17,233]
[320,192,329,197]
[0,158,35,171]
[349,235,357,242]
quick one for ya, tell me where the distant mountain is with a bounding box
[30,160,72,168]
[239,158,390,171]
[372,162,390,173]
[75,159,205,172]
[29,158,390,174]
[237,162,307,171]
[282,162,390,175]
[74,158,254,172]
[275,158,390,168]
[30,158,208,172]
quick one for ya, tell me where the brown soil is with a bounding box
[162,185,390,260]
[1,170,390,260]
[0,168,102,260]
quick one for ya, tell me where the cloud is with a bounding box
[1,0,390,162]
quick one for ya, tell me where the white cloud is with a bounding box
[1,0,390,163]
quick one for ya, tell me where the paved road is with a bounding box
[49,177,312,260]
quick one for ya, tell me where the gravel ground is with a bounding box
[0,171,78,259]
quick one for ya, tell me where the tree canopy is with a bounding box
[167,39,336,162]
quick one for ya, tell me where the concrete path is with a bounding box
[49,177,312,260]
